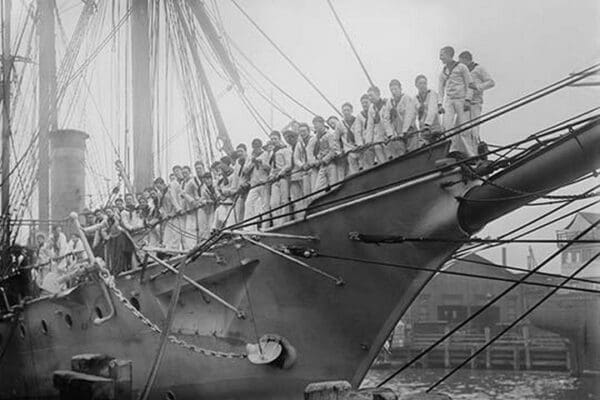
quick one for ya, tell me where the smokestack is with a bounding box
[50,129,88,221]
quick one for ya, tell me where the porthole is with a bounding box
[165,391,176,400]
[64,314,73,328]
[41,320,49,335]
[95,307,103,319]
[19,323,25,338]
[130,297,140,311]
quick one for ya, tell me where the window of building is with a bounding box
[506,297,517,321]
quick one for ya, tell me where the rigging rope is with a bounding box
[226,34,317,117]
[450,256,600,287]
[230,0,344,118]
[349,232,600,245]
[318,253,600,295]
[59,5,133,98]
[325,0,374,87]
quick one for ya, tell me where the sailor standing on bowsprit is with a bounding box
[438,45,476,158]
[459,50,495,154]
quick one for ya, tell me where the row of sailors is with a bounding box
[63,46,494,269]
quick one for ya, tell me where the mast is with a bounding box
[38,0,57,227]
[131,0,154,192]
[1,0,11,248]
[178,1,233,155]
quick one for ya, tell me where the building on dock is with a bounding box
[529,212,600,376]
[402,254,538,335]
[384,253,573,372]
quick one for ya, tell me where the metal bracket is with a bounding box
[242,236,344,286]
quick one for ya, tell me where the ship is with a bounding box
[0,1,599,399]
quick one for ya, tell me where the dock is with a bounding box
[379,327,571,372]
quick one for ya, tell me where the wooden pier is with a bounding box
[380,327,571,372]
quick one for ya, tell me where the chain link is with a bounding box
[96,262,247,359]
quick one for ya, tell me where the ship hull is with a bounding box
[0,142,477,399]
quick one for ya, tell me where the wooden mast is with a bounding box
[178,1,234,155]
[131,0,154,192]
[1,0,11,249]
[37,0,57,228]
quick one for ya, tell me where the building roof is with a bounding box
[445,253,558,286]
[564,212,600,230]
[446,253,520,278]
[579,212,600,224]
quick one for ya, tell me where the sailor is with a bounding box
[414,74,443,144]
[120,193,142,232]
[366,86,392,164]
[437,45,475,157]
[136,195,151,238]
[385,79,419,154]
[312,116,341,192]
[157,175,183,250]
[146,185,163,247]
[114,197,125,213]
[300,123,318,196]
[267,131,292,225]
[213,156,237,229]
[339,104,362,174]
[283,130,304,219]
[356,94,374,168]
[66,233,85,266]
[189,161,214,241]
[458,50,495,149]
[49,225,68,261]
[83,209,109,257]
[102,207,132,274]
[180,165,198,249]
[231,144,249,223]
[116,193,139,269]
[32,232,53,289]
[199,171,218,238]
[243,138,271,230]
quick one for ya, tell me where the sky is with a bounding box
[7,0,600,272]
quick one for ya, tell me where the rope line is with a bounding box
[325,0,374,87]
[318,254,600,295]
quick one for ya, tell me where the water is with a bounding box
[363,368,600,400]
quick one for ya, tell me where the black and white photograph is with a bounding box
[0,0,599,399]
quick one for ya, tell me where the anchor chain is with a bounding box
[95,262,247,360]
